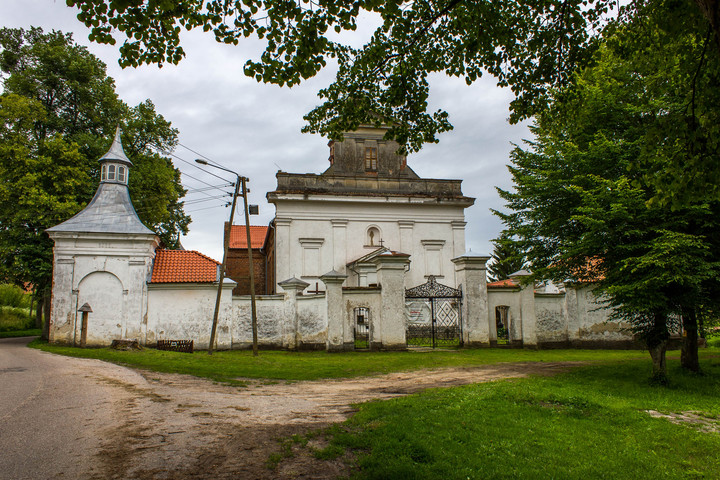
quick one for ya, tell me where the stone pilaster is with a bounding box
[331,219,348,272]
[278,277,309,350]
[49,254,76,345]
[321,270,348,351]
[510,270,537,347]
[274,218,292,291]
[565,284,580,345]
[372,252,410,350]
[452,253,491,346]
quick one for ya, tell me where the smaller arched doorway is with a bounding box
[77,271,124,345]
[495,306,510,345]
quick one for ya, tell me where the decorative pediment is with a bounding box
[405,276,462,298]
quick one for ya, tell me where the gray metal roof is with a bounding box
[99,127,133,166]
[47,182,154,235]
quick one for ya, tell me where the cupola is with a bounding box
[99,127,133,185]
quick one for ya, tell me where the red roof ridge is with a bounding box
[487,278,519,288]
[150,249,220,284]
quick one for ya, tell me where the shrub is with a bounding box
[0,284,31,308]
[0,306,34,332]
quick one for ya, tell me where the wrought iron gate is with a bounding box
[354,307,370,349]
[405,276,462,348]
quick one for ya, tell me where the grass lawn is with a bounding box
[0,328,41,339]
[319,356,720,479]
[28,339,668,384]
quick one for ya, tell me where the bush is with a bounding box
[0,306,34,332]
[0,284,31,308]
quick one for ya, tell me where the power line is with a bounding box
[185,204,230,214]
[151,143,232,184]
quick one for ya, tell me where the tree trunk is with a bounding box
[34,295,43,329]
[648,339,669,384]
[41,292,50,341]
[647,312,670,384]
[681,309,701,373]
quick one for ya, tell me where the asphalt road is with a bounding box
[0,337,120,480]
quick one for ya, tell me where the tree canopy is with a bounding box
[495,4,720,380]
[0,27,189,302]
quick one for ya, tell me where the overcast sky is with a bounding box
[1,0,530,261]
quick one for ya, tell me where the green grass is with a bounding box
[29,340,661,384]
[320,355,720,479]
[0,328,41,338]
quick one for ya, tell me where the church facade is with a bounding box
[266,125,474,291]
[46,129,637,351]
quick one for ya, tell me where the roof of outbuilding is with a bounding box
[150,249,220,283]
[486,278,519,288]
[229,225,268,249]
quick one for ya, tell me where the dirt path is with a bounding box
[89,361,580,479]
[1,338,581,479]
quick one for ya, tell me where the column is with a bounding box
[565,284,580,346]
[510,270,537,348]
[321,270,348,351]
[274,217,292,291]
[50,254,76,344]
[450,221,467,285]
[278,277,309,350]
[452,253,491,346]
[372,252,410,350]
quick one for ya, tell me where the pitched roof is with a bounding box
[150,249,219,283]
[487,278,519,288]
[46,182,154,235]
[229,225,268,249]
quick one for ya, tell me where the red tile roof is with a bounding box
[487,278,519,288]
[229,225,268,249]
[150,249,219,283]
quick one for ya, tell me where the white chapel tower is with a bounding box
[47,128,159,346]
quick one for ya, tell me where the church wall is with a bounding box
[535,293,568,344]
[273,198,467,290]
[231,294,287,349]
[146,282,235,349]
[296,295,328,349]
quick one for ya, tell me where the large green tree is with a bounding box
[66,1,719,151]
[496,4,720,381]
[0,27,190,334]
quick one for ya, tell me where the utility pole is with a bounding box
[195,159,259,356]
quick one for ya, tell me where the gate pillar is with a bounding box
[510,269,537,348]
[452,253,491,346]
[373,252,410,350]
[320,270,349,351]
[278,277,309,350]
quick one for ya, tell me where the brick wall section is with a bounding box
[226,247,266,296]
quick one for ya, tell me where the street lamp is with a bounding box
[195,159,258,356]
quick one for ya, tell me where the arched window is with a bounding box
[107,164,116,180]
[117,166,126,183]
[101,164,107,181]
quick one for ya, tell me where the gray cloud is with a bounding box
[2,0,531,260]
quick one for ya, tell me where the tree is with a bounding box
[487,232,526,282]
[67,1,719,150]
[495,9,720,381]
[0,28,190,335]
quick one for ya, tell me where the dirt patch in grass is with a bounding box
[645,410,720,433]
[86,361,579,479]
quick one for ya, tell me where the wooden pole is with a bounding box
[241,177,259,356]
[208,179,241,355]
[80,311,89,348]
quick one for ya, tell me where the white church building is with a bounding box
[47,129,634,351]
